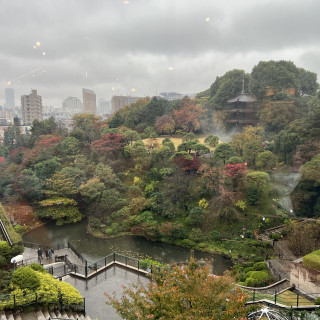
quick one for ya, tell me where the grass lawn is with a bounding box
[142,136,220,151]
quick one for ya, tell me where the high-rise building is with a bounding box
[82,88,96,115]
[5,88,15,109]
[62,96,83,115]
[21,89,42,125]
[111,95,144,113]
[98,99,111,115]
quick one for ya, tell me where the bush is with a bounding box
[28,263,46,273]
[270,233,281,241]
[252,262,268,271]
[105,228,113,235]
[303,249,320,271]
[90,218,101,229]
[210,230,222,241]
[0,256,7,268]
[315,297,320,305]
[181,239,197,248]
[245,270,271,287]
[244,267,253,274]
[189,228,205,242]
[188,207,204,226]
[12,267,40,290]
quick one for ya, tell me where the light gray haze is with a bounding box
[1,0,320,107]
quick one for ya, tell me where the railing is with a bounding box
[0,292,85,313]
[67,241,87,264]
[0,216,12,246]
[245,288,320,309]
[23,241,68,251]
[22,241,163,278]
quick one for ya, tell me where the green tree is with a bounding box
[245,171,271,196]
[213,143,235,164]
[106,258,249,320]
[256,151,277,170]
[207,69,250,111]
[70,114,101,143]
[231,126,264,165]
[204,135,219,147]
[34,158,61,181]
[59,136,80,158]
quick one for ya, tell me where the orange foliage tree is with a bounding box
[106,257,249,320]
[173,99,204,132]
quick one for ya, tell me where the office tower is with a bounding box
[21,89,43,125]
[5,88,15,109]
[111,96,144,113]
[82,88,96,115]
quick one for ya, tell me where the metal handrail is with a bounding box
[0,216,12,245]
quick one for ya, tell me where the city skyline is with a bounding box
[1,0,320,107]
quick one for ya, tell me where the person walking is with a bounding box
[37,247,43,263]
[48,248,53,260]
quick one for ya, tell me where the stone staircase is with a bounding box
[0,310,91,320]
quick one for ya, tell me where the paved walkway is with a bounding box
[22,247,84,266]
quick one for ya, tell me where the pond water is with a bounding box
[22,219,232,275]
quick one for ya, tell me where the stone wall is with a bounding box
[290,261,320,296]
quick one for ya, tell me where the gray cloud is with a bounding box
[0,0,319,107]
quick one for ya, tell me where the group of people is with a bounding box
[37,247,54,261]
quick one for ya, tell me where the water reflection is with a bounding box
[23,219,232,275]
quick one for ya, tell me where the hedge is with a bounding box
[245,270,271,287]
[0,203,22,244]
[303,249,320,271]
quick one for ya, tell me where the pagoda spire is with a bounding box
[241,78,245,95]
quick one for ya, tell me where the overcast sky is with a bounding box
[1,0,320,108]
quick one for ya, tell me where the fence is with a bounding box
[0,291,85,313]
[245,288,320,309]
[23,241,69,251]
[0,216,12,245]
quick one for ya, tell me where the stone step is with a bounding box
[42,310,50,319]
[0,311,7,320]
[35,311,45,320]
[6,311,14,320]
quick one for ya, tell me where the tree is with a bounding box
[260,101,295,132]
[245,171,271,198]
[204,135,219,147]
[59,136,80,158]
[198,164,227,196]
[207,69,250,111]
[34,158,61,181]
[231,126,264,165]
[250,60,318,98]
[141,97,171,126]
[301,154,320,184]
[256,151,277,170]
[155,114,175,135]
[225,163,247,191]
[36,198,82,225]
[106,257,249,320]
[213,143,235,164]
[173,99,204,132]
[29,117,58,146]
[92,133,126,159]
[70,113,101,143]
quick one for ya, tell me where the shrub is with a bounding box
[12,267,40,290]
[28,263,46,273]
[189,228,205,242]
[105,228,113,235]
[90,218,101,229]
[0,256,7,268]
[270,233,281,241]
[181,239,197,248]
[245,270,271,287]
[244,267,254,274]
[209,230,222,241]
[252,262,267,271]
[315,297,320,305]
[245,277,258,287]
[188,207,205,226]
[303,249,320,271]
